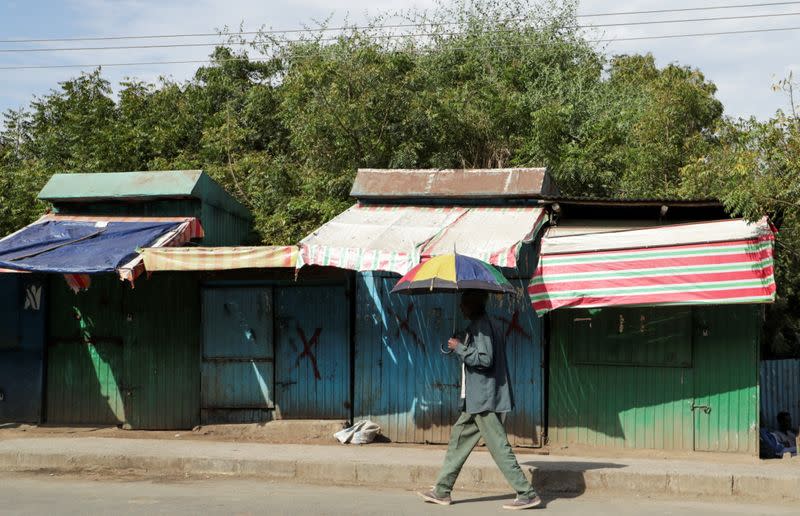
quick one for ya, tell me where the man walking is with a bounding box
[418,291,541,510]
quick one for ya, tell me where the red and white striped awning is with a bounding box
[530,218,776,315]
[298,204,547,275]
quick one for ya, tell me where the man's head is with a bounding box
[778,411,793,432]
[460,290,488,321]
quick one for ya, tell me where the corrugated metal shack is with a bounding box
[535,201,774,455]
[298,168,556,446]
[1,171,253,429]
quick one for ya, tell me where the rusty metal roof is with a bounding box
[350,168,558,200]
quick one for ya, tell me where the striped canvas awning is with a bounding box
[141,246,298,271]
[298,204,547,275]
[530,218,776,315]
[421,207,548,268]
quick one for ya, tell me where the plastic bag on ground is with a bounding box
[334,420,382,444]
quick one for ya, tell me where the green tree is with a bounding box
[0,0,730,245]
[681,105,800,356]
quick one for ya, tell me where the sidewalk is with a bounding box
[1,435,799,501]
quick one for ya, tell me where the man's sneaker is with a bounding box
[417,490,452,506]
[502,495,542,510]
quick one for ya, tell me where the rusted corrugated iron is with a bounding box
[350,168,557,199]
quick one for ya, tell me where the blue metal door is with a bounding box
[274,285,350,419]
[201,287,274,423]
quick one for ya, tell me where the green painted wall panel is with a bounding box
[548,305,759,454]
[53,199,251,247]
[47,275,126,425]
[692,306,759,453]
[56,199,252,246]
[47,274,201,429]
[46,339,125,425]
[122,273,201,430]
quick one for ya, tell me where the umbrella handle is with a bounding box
[442,332,468,355]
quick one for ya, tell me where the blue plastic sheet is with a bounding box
[0,219,181,274]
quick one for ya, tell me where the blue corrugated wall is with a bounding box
[354,272,544,446]
[0,274,46,423]
[275,285,351,419]
[199,281,351,423]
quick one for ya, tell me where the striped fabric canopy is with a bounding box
[298,204,547,275]
[530,218,776,315]
[141,246,298,271]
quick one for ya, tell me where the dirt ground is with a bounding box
[0,421,352,446]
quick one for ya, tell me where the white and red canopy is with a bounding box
[298,204,547,275]
[530,218,776,315]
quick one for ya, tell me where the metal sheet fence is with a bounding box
[760,359,800,431]
[354,272,543,446]
[549,305,759,454]
[47,274,201,430]
[274,285,350,419]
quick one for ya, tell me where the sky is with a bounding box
[1,0,799,123]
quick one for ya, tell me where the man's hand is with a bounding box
[447,337,461,350]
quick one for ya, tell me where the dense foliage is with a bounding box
[1,0,797,353]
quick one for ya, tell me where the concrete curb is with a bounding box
[2,449,800,501]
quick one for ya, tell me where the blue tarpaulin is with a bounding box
[0,219,183,274]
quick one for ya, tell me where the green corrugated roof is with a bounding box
[38,170,251,219]
[39,170,203,200]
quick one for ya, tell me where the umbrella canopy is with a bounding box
[391,253,516,295]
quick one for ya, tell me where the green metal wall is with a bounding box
[52,199,251,247]
[47,274,201,429]
[548,305,759,454]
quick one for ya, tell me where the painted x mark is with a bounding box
[498,310,531,339]
[388,303,424,351]
[296,326,323,380]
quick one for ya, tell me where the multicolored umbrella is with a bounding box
[391,253,516,295]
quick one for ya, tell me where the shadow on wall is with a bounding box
[47,275,130,427]
[548,305,761,453]
[354,272,544,446]
[45,274,202,430]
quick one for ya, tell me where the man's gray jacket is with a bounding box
[453,313,514,414]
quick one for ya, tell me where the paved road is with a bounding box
[0,474,795,516]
